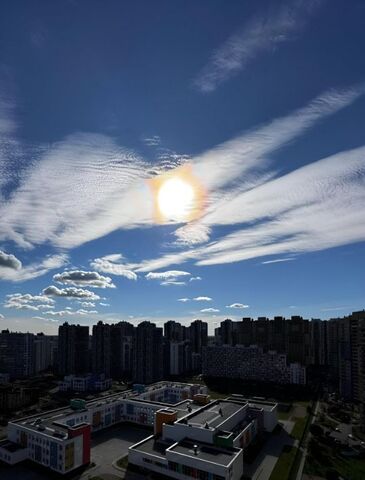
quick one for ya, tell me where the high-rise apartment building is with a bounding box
[202,345,306,385]
[133,321,163,384]
[57,323,89,375]
[34,333,58,373]
[92,321,112,376]
[110,321,135,379]
[0,330,35,378]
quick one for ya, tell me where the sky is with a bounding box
[0,0,365,334]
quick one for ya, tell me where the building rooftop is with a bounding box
[10,381,204,435]
[179,400,245,429]
[170,439,241,466]
[131,435,175,459]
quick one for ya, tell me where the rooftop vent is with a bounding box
[193,444,198,455]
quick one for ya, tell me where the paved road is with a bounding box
[296,400,320,480]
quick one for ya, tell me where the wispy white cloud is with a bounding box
[145,270,191,280]
[320,306,350,312]
[0,84,362,259]
[200,308,220,313]
[0,253,68,282]
[53,270,115,288]
[43,308,98,317]
[90,254,137,281]
[189,276,202,282]
[0,133,152,249]
[143,135,161,146]
[261,257,295,265]
[193,296,212,302]
[161,281,187,286]
[177,298,190,302]
[194,0,324,92]
[226,303,250,309]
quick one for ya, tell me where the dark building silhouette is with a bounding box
[92,321,112,376]
[164,320,186,343]
[110,321,135,379]
[58,323,89,375]
[133,321,163,384]
[0,330,34,378]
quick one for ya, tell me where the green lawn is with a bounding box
[305,451,365,480]
[269,445,298,480]
[291,416,308,440]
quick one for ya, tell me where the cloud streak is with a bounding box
[194,0,324,92]
[0,254,68,282]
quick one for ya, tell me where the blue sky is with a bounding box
[0,0,365,334]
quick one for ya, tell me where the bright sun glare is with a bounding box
[157,177,195,222]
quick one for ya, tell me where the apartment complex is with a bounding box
[58,323,89,376]
[202,345,306,385]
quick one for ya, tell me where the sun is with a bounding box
[148,164,205,223]
[157,177,195,222]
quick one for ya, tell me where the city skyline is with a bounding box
[1,0,365,334]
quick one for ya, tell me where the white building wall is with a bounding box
[162,422,214,443]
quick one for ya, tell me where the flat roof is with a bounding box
[180,400,245,429]
[170,439,240,466]
[227,395,277,411]
[132,436,175,460]
[10,382,202,435]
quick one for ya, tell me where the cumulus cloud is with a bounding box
[4,293,55,311]
[91,254,137,281]
[226,303,250,309]
[53,270,115,288]
[194,0,324,92]
[200,308,220,313]
[0,250,22,270]
[42,286,100,300]
[193,296,212,302]
[79,301,96,308]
